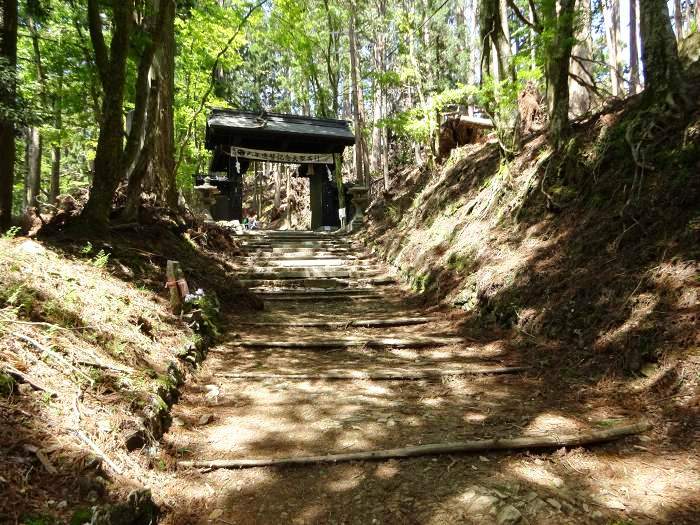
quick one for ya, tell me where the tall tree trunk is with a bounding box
[26,126,41,208]
[348,8,364,184]
[50,146,61,202]
[629,0,642,94]
[27,16,47,210]
[480,0,514,82]
[370,82,381,175]
[639,0,684,99]
[569,0,594,116]
[499,0,510,44]
[69,8,102,124]
[49,66,64,203]
[370,8,385,180]
[0,0,18,231]
[322,0,341,116]
[546,0,577,147]
[123,82,159,221]
[528,2,536,70]
[603,0,622,96]
[407,87,422,164]
[123,0,176,222]
[149,0,177,209]
[673,0,683,40]
[408,25,434,164]
[382,118,389,190]
[79,0,133,231]
[22,128,28,209]
[463,0,480,114]
[480,0,519,150]
[49,61,64,203]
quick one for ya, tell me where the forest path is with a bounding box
[160,231,676,525]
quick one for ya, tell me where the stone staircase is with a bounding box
[158,230,656,524]
[232,230,393,297]
[165,229,527,523]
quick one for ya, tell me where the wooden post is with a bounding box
[166,260,187,314]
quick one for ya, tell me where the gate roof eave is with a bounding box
[206,109,356,154]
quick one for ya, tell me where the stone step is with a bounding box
[234,253,367,261]
[236,336,465,349]
[238,235,346,242]
[261,293,381,301]
[252,287,380,297]
[246,248,364,261]
[239,268,383,280]
[239,276,395,288]
[238,316,436,328]
[242,245,357,254]
[234,258,362,268]
[239,235,354,242]
[237,230,344,238]
[240,241,358,249]
[240,277,350,288]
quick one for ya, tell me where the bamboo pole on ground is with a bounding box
[215,366,526,381]
[237,317,436,328]
[178,421,651,470]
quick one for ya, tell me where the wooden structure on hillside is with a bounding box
[198,109,355,229]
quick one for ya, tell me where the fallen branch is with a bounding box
[77,360,131,374]
[0,315,88,331]
[74,430,124,476]
[13,333,94,385]
[178,420,651,470]
[238,336,465,349]
[216,366,525,381]
[3,365,58,397]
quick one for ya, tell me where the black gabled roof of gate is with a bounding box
[206,109,355,153]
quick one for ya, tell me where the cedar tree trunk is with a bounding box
[547,0,577,147]
[0,0,17,231]
[569,0,594,116]
[348,9,364,184]
[26,126,41,208]
[629,0,643,94]
[639,0,684,98]
[78,0,132,231]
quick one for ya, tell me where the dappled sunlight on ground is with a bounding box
[525,414,586,434]
[153,230,698,524]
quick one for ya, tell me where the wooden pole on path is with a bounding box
[178,421,652,470]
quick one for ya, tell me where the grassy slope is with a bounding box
[0,222,259,524]
[365,94,699,439]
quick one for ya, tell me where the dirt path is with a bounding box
[160,231,698,525]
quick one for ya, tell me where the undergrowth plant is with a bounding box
[92,249,110,268]
[2,226,21,239]
[183,288,221,340]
